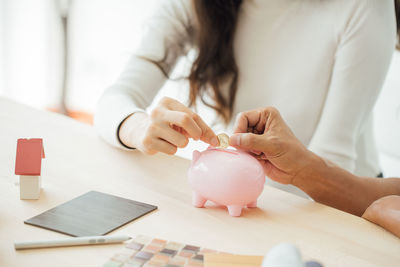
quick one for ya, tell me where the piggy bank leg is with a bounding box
[227,205,243,217]
[247,200,257,208]
[192,192,207,208]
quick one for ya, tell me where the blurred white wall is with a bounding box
[66,0,158,112]
[0,0,4,93]
[0,0,60,107]
[0,0,158,111]
[374,51,400,176]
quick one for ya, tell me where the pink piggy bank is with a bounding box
[188,147,265,217]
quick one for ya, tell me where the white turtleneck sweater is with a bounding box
[95,0,397,176]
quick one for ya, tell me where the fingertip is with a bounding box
[229,134,241,147]
[211,136,219,147]
[250,149,262,155]
[186,129,201,141]
[194,126,202,140]
[230,133,260,151]
[200,127,217,145]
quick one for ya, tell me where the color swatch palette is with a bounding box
[103,235,220,267]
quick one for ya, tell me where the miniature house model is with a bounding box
[15,138,45,200]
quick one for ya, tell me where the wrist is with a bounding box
[291,150,326,189]
[118,112,149,148]
[292,150,364,214]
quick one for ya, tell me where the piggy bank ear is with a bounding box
[192,150,201,164]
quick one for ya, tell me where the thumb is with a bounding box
[229,133,269,152]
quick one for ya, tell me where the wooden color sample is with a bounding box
[204,253,264,267]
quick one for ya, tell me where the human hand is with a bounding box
[119,97,218,155]
[229,107,315,184]
[362,195,400,238]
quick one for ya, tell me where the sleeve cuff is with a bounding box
[94,91,146,150]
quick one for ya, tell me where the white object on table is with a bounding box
[262,243,305,267]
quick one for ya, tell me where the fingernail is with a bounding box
[230,134,240,146]
[211,137,219,147]
[250,149,261,155]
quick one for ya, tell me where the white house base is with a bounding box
[20,175,41,200]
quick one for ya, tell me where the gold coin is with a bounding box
[217,133,229,148]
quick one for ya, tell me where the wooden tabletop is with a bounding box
[0,97,399,267]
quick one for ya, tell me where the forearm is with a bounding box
[293,153,400,216]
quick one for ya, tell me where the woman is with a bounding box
[95,0,397,177]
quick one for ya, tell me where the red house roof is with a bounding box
[15,139,45,176]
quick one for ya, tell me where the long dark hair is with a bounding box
[149,0,399,123]
[189,0,242,123]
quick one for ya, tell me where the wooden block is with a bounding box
[20,175,41,200]
[15,138,45,176]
